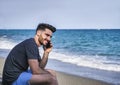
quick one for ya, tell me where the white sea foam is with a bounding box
[0,37,16,49]
[48,51,120,72]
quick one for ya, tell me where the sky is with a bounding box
[0,0,120,29]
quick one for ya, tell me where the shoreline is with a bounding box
[47,59,120,85]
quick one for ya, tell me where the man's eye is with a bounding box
[46,34,49,36]
[46,34,52,38]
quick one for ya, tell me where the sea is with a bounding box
[0,29,120,84]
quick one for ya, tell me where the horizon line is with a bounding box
[0,28,120,30]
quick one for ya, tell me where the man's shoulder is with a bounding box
[22,38,34,44]
[14,38,34,48]
[24,38,34,42]
[23,38,37,47]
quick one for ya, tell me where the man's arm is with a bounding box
[40,43,53,69]
[29,43,52,74]
[28,59,48,74]
[39,52,49,69]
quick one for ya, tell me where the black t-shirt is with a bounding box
[2,38,41,85]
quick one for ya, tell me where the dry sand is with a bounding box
[0,58,5,85]
[56,71,112,85]
[0,58,5,78]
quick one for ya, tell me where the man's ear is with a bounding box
[36,30,42,36]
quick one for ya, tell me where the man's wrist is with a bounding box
[43,51,49,58]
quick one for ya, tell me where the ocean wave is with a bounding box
[0,36,16,49]
[48,50,120,72]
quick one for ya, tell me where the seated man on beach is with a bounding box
[2,23,58,85]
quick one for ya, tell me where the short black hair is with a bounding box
[36,23,56,33]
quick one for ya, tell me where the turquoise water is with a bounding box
[0,29,120,72]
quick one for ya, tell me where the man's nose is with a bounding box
[47,36,51,41]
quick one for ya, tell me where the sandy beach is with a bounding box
[56,71,111,85]
[0,58,113,85]
[0,58,5,85]
[0,58,5,78]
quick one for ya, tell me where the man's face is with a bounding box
[38,28,53,46]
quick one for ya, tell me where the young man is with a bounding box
[2,23,58,85]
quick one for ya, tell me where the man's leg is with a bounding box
[29,72,58,85]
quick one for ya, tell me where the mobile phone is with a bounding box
[45,41,51,48]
